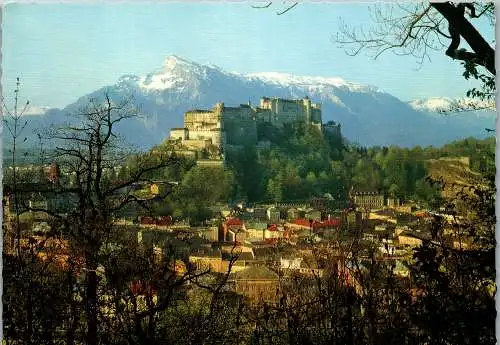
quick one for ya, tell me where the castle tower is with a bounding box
[215,102,224,114]
[303,96,312,123]
[215,102,225,128]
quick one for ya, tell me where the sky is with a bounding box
[3,2,494,109]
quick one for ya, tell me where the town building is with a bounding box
[245,221,267,241]
[229,265,280,305]
[397,231,424,247]
[266,206,280,223]
[351,188,385,211]
[386,197,400,208]
[221,218,245,242]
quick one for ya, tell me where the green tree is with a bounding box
[414,178,443,209]
[266,175,283,203]
[227,147,266,202]
[168,166,234,224]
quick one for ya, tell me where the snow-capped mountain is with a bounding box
[245,72,382,94]
[21,55,496,149]
[23,105,53,116]
[409,97,496,114]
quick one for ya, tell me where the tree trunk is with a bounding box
[85,268,98,345]
[66,271,78,345]
[346,290,354,345]
[431,2,496,75]
[25,292,33,345]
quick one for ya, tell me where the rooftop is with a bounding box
[235,252,254,261]
[225,218,244,226]
[230,265,279,281]
[186,109,214,114]
[245,221,267,230]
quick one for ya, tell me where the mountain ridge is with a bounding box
[18,55,496,150]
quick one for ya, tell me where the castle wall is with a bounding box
[176,150,198,159]
[182,139,212,150]
[188,130,212,140]
[303,98,311,123]
[170,128,188,140]
[275,99,306,125]
[223,106,254,121]
[222,107,258,146]
[260,97,277,113]
[177,97,325,161]
[311,108,322,123]
[188,129,221,143]
[257,97,321,127]
[255,109,272,122]
[184,110,221,131]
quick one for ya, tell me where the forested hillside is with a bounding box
[133,123,495,224]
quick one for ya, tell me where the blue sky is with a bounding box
[3,2,493,109]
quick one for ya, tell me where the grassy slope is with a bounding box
[427,156,484,199]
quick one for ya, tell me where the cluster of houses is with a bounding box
[126,197,439,304]
[131,188,480,305]
[4,169,478,307]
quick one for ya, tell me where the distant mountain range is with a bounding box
[14,55,496,150]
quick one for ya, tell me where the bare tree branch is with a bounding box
[251,1,299,15]
[336,2,495,76]
[277,2,298,15]
[252,1,272,9]
[430,2,495,75]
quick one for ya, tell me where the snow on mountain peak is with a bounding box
[162,55,196,70]
[23,105,51,116]
[246,72,345,87]
[409,97,496,113]
[35,54,496,149]
[244,71,382,94]
[163,55,180,69]
[409,97,453,112]
[136,55,208,91]
[137,57,185,91]
[130,55,383,95]
[138,73,179,91]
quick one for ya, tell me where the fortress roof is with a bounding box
[224,105,250,110]
[261,96,311,103]
[186,109,214,114]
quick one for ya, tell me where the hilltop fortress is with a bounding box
[169,96,324,161]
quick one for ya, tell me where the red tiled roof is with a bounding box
[312,221,323,228]
[294,218,340,229]
[294,219,312,227]
[156,215,173,226]
[267,224,278,231]
[139,216,155,225]
[225,218,243,226]
[264,238,279,245]
[322,218,341,227]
